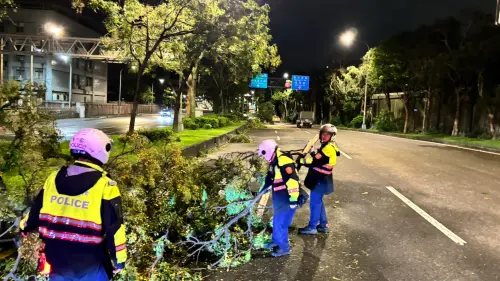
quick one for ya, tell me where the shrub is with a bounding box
[229,133,252,143]
[183,117,198,130]
[257,102,274,123]
[195,116,220,129]
[373,110,399,132]
[223,113,245,122]
[217,116,230,127]
[137,128,173,142]
[350,115,364,128]
[330,116,342,126]
[246,119,265,129]
[203,123,212,129]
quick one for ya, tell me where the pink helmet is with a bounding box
[69,128,113,165]
[257,139,277,163]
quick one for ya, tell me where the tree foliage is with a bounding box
[333,11,500,138]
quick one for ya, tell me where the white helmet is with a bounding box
[257,139,277,163]
[319,124,337,143]
[69,128,113,165]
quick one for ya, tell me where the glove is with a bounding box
[289,200,298,209]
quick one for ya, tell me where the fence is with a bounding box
[84,103,161,118]
[39,107,80,119]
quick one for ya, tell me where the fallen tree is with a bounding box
[1,120,278,280]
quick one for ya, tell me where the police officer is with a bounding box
[20,128,127,281]
[297,124,339,235]
[257,140,300,257]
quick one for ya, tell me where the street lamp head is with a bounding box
[45,23,63,37]
[340,28,358,47]
[251,90,255,94]
[158,78,165,84]
[283,72,289,79]
[59,55,69,63]
[131,65,137,70]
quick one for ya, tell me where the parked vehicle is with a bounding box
[296,111,314,128]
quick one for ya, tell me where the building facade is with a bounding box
[1,7,108,104]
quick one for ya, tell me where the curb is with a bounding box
[338,127,500,153]
[181,124,248,158]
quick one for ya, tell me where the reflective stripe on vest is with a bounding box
[39,213,102,231]
[39,226,103,244]
[313,164,333,175]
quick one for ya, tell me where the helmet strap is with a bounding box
[74,160,106,175]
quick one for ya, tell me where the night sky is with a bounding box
[265,0,495,75]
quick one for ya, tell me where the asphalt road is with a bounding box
[207,124,500,281]
[1,114,173,140]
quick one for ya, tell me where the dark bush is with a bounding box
[257,102,274,123]
[138,128,174,142]
[350,115,364,128]
[182,117,198,130]
[330,116,342,126]
[373,110,402,132]
[203,124,212,129]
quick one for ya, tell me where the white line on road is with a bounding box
[339,150,352,159]
[304,130,311,134]
[385,186,467,246]
[275,130,278,134]
[277,136,280,141]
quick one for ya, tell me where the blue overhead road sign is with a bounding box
[291,75,310,91]
[250,73,268,89]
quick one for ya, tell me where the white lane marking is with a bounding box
[339,150,352,159]
[349,131,500,156]
[277,136,281,141]
[305,130,311,135]
[386,186,467,246]
[275,130,278,134]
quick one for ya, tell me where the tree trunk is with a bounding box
[422,90,431,133]
[283,101,288,120]
[403,98,409,134]
[451,90,461,136]
[436,94,442,131]
[128,66,143,134]
[186,55,202,118]
[173,75,184,132]
[487,107,496,139]
[385,91,391,111]
[219,89,224,114]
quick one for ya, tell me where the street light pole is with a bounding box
[361,42,370,130]
[119,68,123,106]
[68,59,72,108]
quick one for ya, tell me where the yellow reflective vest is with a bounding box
[20,161,127,273]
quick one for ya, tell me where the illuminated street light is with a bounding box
[251,90,255,94]
[339,29,357,47]
[283,72,289,79]
[58,55,72,108]
[158,78,165,84]
[45,23,64,37]
[339,28,371,130]
[59,55,69,63]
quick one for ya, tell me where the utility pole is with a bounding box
[496,0,500,25]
